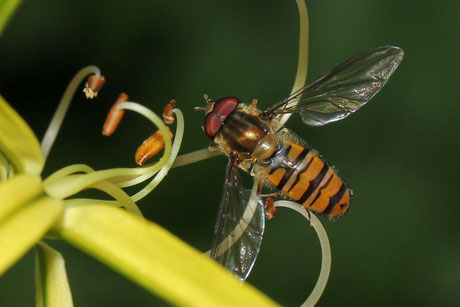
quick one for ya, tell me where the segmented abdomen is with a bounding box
[261,140,351,217]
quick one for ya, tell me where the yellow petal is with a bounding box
[0,174,43,222]
[55,205,278,307]
[0,0,22,37]
[0,95,45,175]
[35,242,74,307]
[0,196,64,275]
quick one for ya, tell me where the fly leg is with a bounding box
[264,198,277,220]
[256,182,279,220]
[259,192,282,198]
[208,143,220,152]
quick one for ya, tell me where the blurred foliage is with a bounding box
[0,0,458,306]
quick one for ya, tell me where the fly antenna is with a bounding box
[195,94,214,114]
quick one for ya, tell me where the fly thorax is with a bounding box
[219,110,270,158]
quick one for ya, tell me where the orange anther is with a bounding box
[135,127,173,165]
[83,75,106,99]
[102,93,128,136]
[264,198,277,220]
[163,100,176,124]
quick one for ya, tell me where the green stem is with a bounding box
[44,102,172,199]
[41,66,101,160]
[278,0,309,127]
[131,109,184,202]
[274,201,331,307]
[172,148,223,168]
[88,180,143,216]
[44,164,95,186]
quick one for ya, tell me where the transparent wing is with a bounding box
[266,46,404,126]
[210,159,265,282]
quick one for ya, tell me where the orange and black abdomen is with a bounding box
[261,140,351,217]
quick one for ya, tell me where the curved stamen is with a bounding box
[278,0,309,127]
[43,164,95,186]
[130,109,184,202]
[135,127,173,166]
[43,164,143,216]
[102,93,128,136]
[41,66,102,160]
[274,200,331,307]
[172,148,223,168]
[43,102,172,199]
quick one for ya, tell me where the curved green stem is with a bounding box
[41,66,101,160]
[279,0,309,127]
[44,164,95,186]
[172,148,223,169]
[44,163,142,216]
[88,180,143,216]
[44,102,172,199]
[131,108,184,202]
[274,201,331,307]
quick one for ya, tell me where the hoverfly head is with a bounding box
[199,96,240,139]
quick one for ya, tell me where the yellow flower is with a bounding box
[1,2,274,305]
[0,93,277,306]
[0,1,333,306]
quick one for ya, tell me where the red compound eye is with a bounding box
[204,112,223,138]
[203,97,239,138]
[213,97,239,117]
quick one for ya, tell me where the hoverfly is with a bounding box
[196,46,404,281]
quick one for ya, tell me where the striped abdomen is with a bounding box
[260,140,351,217]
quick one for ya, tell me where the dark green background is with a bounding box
[0,0,458,306]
